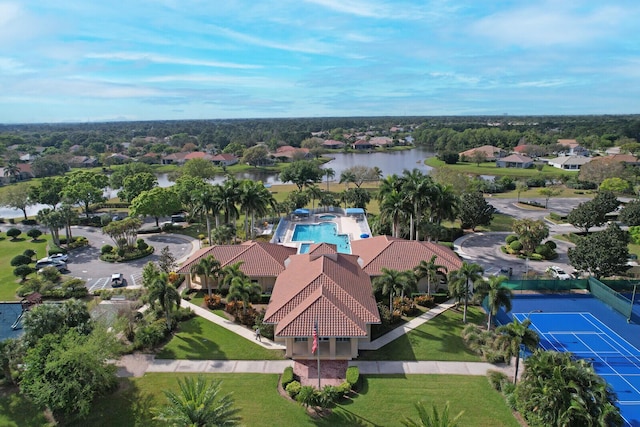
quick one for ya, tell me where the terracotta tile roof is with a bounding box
[557,139,579,147]
[211,153,238,161]
[177,241,296,277]
[459,145,503,159]
[184,151,212,160]
[306,243,338,255]
[350,235,462,276]
[264,253,380,337]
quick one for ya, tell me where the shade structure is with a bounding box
[346,208,365,215]
[293,208,310,215]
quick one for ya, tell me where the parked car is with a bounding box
[35,259,67,272]
[111,273,126,288]
[48,253,69,263]
[546,266,572,280]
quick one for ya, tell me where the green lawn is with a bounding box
[425,157,570,179]
[0,234,52,301]
[477,213,515,232]
[67,373,518,427]
[0,390,52,427]
[155,316,285,360]
[359,306,484,361]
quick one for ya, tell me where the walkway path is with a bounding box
[116,298,515,379]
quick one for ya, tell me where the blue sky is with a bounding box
[1,0,639,123]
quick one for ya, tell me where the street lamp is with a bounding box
[514,310,542,385]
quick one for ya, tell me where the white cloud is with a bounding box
[471,3,629,47]
[209,25,334,55]
[0,57,32,74]
[85,52,262,69]
[303,0,388,18]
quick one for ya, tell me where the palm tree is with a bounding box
[154,376,240,427]
[323,167,335,191]
[496,318,539,384]
[447,262,484,323]
[4,160,20,183]
[220,262,247,291]
[414,255,448,296]
[429,183,459,226]
[401,169,432,241]
[227,276,262,315]
[379,189,408,238]
[190,255,222,297]
[474,276,513,330]
[239,180,274,239]
[373,268,417,312]
[147,272,181,329]
[516,350,621,426]
[221,176,241,226]
[339,170,356,190]
[401,401,464,427]
[305,184,323,212]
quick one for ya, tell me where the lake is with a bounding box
[1,147,436,218]
[157,146,435,187]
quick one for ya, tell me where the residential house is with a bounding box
[369,137,393,148]
[263,251,380,360]
[322,140,345,150]
[459,145,505,162]
[161,152,190,165]
[178,241,297,294]
[69,156,98,168]
[0,163,35,184]
[352,139,374,150]
[604,154,640,166]
[557,139,589,156]
[496,154,534,169]
[273,146,312,161]
[184,151,214,162]
[210,153,239,166]
[548,155,592,171]
[107,153,132,164]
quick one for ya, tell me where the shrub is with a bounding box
[505,235,518,244]
[21,219,37,226]
[134,319,168,350]
[67,236,89,249]
[137,239,149,250]
[13,265,35,280]
[433,293,449,304]
[286,381,301,399]
[26,229,42,241]
[414,294,435,307]
[101,244,114,255]
[6,228,22,240]
[203,294,223,309]
[48,245,67,256]
[11,254,32,267]
[296,385,319,407]
[525,177,546,188]
[509,240,523,251]
[346,366,360,389]
[318,385,341,408]
[337,381,352,396]
[528,253,544,261]
[544,240,557,249]
[38,266,62,282]
[487,370,508,391]
[438,151,459,164]
[534,244,553,259]
[282,366,295,388]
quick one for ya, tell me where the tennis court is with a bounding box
[504,295,640,427]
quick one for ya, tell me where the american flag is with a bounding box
[312,323,318,354]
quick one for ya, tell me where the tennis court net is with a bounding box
[589,277,633,320]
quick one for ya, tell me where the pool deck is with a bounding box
[274,210,372,252]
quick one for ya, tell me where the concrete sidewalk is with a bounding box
[135,358,511,377]
[180,299,286,351]
[352,360,513,376]
[359,300,456,350]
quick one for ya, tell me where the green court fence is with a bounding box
[502,279,588,292]
[588,277,633,320]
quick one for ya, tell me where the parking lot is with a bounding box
[65,226,197,291]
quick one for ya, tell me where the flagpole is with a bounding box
[316,320,321,389]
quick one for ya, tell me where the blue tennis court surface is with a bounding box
[508,302,640,427]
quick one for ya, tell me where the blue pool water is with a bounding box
[299,243,311,254]
[318,214,336,220]
[292,222,351,253]
[0,303,24,341]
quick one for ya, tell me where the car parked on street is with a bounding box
[111,273,126,288]
[546,266,573,280]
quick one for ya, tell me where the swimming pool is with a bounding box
[292,222,351,253]
[0,303,24,341]
[318,214,337,220]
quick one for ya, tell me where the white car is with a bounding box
[547,266,572,280]
[48,253,69,263]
